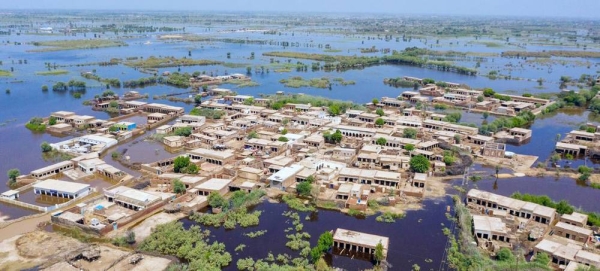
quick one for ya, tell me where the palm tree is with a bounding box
[495,165,500,179]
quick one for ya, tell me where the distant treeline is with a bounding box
[501,50,600,58]
[264,47,477,75]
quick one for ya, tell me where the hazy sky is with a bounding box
[3,0,600,18]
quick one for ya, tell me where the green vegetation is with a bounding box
[278,136,289,142]
[296,181,312,197]
[502,50,600,58]
[376,212,404,223]
[279,76,332,89]
[125,56,222,68]
[375,118,385,126]
[35,70,69,76]
[410,155,431,173]
[25,117,46,132]
[173,127,192,137]
[265,94,363,115]
[384,77,420,88]
[310,231,333,263]
[478,111,535,135]
[244,230,267,238]
[282,194,315,212]
[173,156,198,174]
[81,72,121,88]
[447,196,551,271]
[30,39,127,52]
[444,112,462,123]
[7,168,20,186]
[323,129,343,144]
[375,137,387,146]
[192,190,266,229]
[264,47,477,75]
[403,128,417,139]
[0,70,12,77]
[139,222,231,270]
[189,108,226,119]
[173,179,186,194]
[40,141,52,152]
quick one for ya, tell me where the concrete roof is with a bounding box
[555,222,593,236]
[58,211,84,222]
[31,160,74,175]
[195,178,232,191]
[268,165,304,182]
[561,212,588,224]
[34,179,90,194]
[473,215,508,234]
[107,186,161,203]
[333,228,389,249]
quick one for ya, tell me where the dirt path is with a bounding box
[0,213,50,241]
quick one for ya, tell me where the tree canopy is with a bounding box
[410,155,431,173]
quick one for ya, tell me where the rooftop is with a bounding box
[333,228,389,249]
[195,178,232,191]
[33,179,90,194]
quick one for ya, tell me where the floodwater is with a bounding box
[182,199,453,271]
[1,14,600,269]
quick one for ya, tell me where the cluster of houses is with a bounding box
[555,123,600,158]
[467,189,600,269]
[399,76,551,117]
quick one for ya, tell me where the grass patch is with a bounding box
[124,56,222,68]
[317,201,338,210]
[279,76,331,88]
[244,230,267,238]
[375,212,404,223]
[35,70,69,76]
[0,70,13,77]
[226,79,260,88]
[323,49,342,53]
[29,39,127,52]
[281,194,315,212]
[589,183,600,190]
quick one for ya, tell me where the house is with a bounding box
[104,186,162,211]
[268,164,304,190]
[482,142,506,158]
[554,222,592,244]
[163,136,185,148]
[195,178,233,196]
[560,212,588,228]
[333,228,389,259]
[33,179,91,199]
[472,215,512,242]
[188,148,235,166]
[467,189,557,224]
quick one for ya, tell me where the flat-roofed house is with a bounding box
[50,111,76,123]
[467,189,556,224]
[31,160,75,179]
[333,228,389,259]
[163,136,185,148]
[34,179,91,199]
[560,212,588,228]
[268,164,304,190]
[473,215,512,242]
[554,222,592,243]
[104,186,162,211]
[188,148,234,166]
[195,178,233,196]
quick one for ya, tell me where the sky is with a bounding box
[3,0,600,18]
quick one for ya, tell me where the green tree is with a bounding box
[305,175,316,183]
[404,144,415,152]
[185,163,199,174]
[40,141,52,152]
[317,231,333,251]
[208,192,228,209]
[409,155,430,173]
[375,118,385,127]
[533,252,550,266]
[174,127,192,137]
[243,98,254,105]
[374,242,384,264]
[483,88,495,97]
[483,112,489,120]
[376,137,387,146]
[477,95,484,102]
[454,134,461,144]
[328,104,341,116]
[173,156,191,173]
[194,95,202,104]
[7,168,20,183]
[173,179,186,194]
[296,181,312,197]
[278,136,289,142]
[281,128,288,135]
[375,108,384,116]
[41,85,48,92]
[372,98,379,105]
[48,116,57,126]
[403,128,417,139]
[125,231,136,244]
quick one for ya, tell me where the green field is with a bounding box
[29,39,128,52]
[35,70,69,76]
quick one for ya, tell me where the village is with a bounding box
[2,74,600,270]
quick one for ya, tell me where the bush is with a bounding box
[40,141,53,152]
[173,179,186,194]
[375,137,387,146]
[174,127,192,137]
[403,128,417,139]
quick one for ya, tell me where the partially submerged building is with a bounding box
[333,228,389,259]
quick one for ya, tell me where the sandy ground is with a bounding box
[0,230,172,271]
[128,212,186,242]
